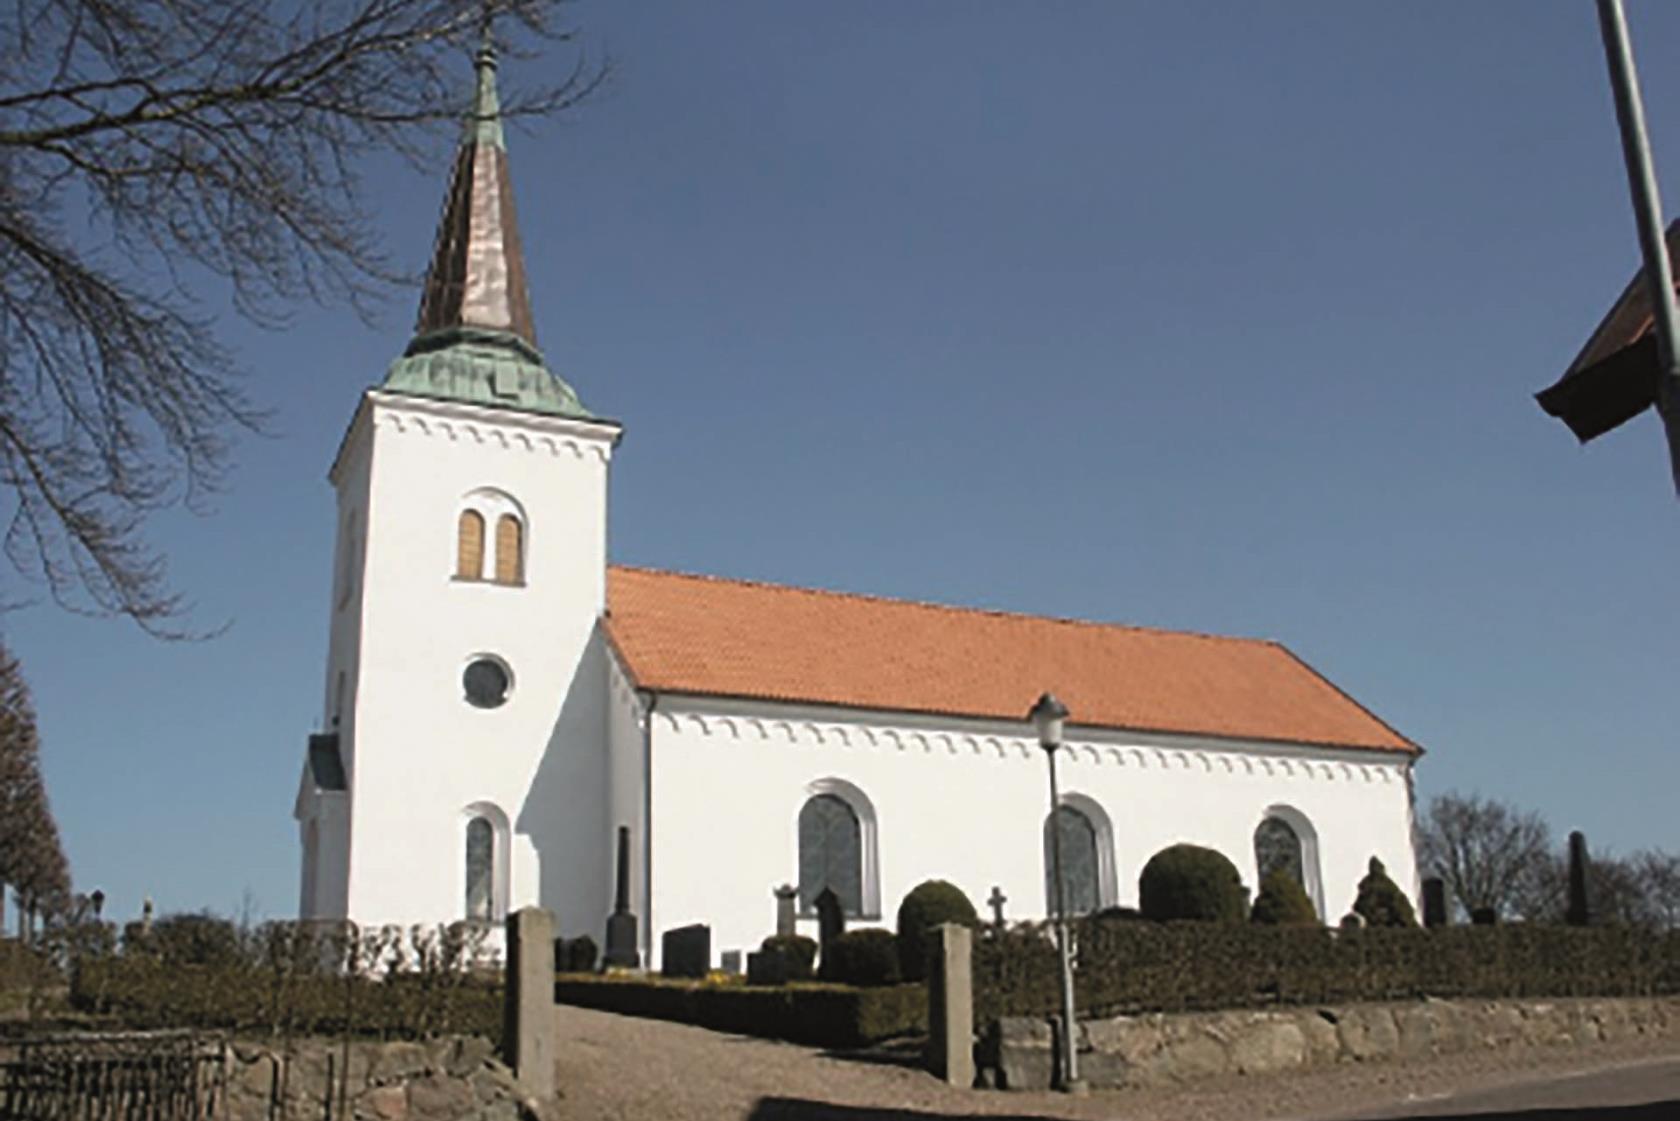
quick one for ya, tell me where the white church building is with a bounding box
[295,44,1423,968]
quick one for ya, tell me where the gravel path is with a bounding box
[554,1004,1680,1121]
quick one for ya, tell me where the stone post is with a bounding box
[926,923,974,1087]
[504,907,556,1101]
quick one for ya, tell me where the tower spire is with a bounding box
[384,25,593,419]
[413,21,535,348]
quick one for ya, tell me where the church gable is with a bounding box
[602,566,1415,755]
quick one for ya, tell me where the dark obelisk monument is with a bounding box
[604,825,640,967]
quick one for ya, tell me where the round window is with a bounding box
[463,657,511,709]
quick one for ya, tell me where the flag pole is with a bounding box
[1596,0,1680,496]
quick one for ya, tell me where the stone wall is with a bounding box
[220,1036,540,1121]
[982,997,1680,1091]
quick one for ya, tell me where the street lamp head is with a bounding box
[1028,691,1070,751]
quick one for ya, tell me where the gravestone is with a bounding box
[1421,877,1447,928]
[814,887,846,970]
[1567,830,1592,927]
[661,924,711,978]
[1470,906,1498,926]
[604,825,640,967]
[746,950,788,986]
[720,949,742,975]
[773,884,799,937]
[987,885,1008,928]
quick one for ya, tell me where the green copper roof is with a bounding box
[385,329,594,419]
[380,32,598,421]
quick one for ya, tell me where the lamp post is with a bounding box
[1029,691,1084,1095]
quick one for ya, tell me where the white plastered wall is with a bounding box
[325,390,619,937]
[646,696,1418,969]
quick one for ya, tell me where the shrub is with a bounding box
[759,934,817,981]
[131,912,245,967]
[895,880,978,982]
[1138,844,1247,923]
[819,929,901,987]
[1353,857,1417,928]
[1250,870,1319,926]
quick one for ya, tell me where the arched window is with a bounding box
[494,514,523,585]
[465,816,495,922]
[1045,806,1101,916]
[799,795,860,915]
[1254,806,1324,919]
[796,780,880,919]
[457,510,485,580]
[1042,793,1117,915]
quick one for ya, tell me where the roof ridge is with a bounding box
[606,563,1276,648]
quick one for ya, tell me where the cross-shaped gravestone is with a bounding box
[987,885,1008,928]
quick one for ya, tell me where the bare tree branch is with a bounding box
[0,0,609,634]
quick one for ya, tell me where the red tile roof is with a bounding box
[603,566,1417,755]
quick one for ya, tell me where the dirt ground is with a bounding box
[553,1003,1680,1121]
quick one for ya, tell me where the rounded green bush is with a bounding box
[818,929,901,987]
[759,934,818,980]
[1249,869,1319,926]
[895,880,978,981]
[1353,856,1417,928]
[1138,844,1247,923]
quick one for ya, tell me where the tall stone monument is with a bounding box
[604,825,640,967]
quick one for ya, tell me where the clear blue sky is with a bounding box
[9,2,1680,924]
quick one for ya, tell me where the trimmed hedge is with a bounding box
[1250,870,1319,927]
[1139,844,1247,923]
[820,929,901,987]
[760,935,817,980]
[896,881,978,983]
[974,920,1680,1023]
[554,974,925,1048]
[1353,857,1418,928]
[71,957,502,1043]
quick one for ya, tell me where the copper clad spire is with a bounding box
[414,31,537,348]
[383,27,593,419]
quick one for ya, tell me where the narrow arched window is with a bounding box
[1255,815,1304,887]
[1044,805,1101,916]
[457,510,485,580]
[465,816,495,921]
[798,794,862,916]
[494,514,523,584]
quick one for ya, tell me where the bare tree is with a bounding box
[1418,791,1554,921]
[0,0,606,633]
[0,642,69,939]
[1630,849,1680,928]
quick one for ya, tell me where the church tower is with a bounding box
[295,35,621,936]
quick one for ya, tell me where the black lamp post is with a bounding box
[1029,691,1084,1094]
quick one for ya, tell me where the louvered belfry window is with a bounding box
[494,514,523,584]
[1045,805,1101,916]
[798,794,862,915]
[457,510,486,580]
